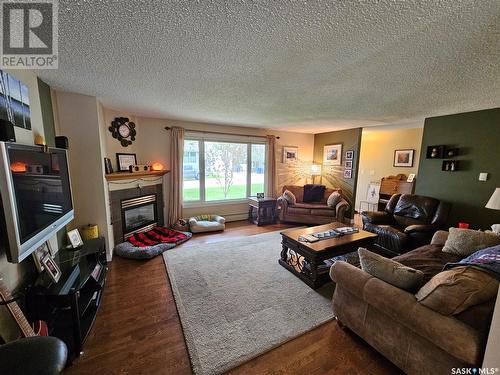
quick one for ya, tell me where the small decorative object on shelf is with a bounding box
[256,192,265,199]
[426,145,445,159]
[109,117,136,147]
[104,157,113,174]
[442,160,459,171]
[445,148,459,158]
[41,255,61,282]
[151,162,164,171]
[67,228,84,248]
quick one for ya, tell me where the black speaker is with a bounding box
[55,136,68,149]
[0,119,15,142]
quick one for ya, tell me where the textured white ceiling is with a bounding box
[38,0,500,133]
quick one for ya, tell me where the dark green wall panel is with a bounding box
[416,108,500,229]
[37,78,56,147]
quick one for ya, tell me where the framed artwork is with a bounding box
[344,160,353,169]
[0,70,31,130]
[282,146,298,163]
[343,169,352,179]
[407,173,416,182]
[345,150,354,160]
[323,144,342,165]
[256,193,265,199]
[42,255,61,283]
[366,183,381,204]
[116,153,137,171]
[32,242,51,272]
[394,149,414,167]
[67,229,84,248]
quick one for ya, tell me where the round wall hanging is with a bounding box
[109,117,136,147]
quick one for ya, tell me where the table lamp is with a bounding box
[485,187,500,234]
[311,164,322,184]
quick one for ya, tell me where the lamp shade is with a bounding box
[485,188,500,210]
[311,164,322,176]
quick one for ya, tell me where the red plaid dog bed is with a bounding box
[127,226,188,248]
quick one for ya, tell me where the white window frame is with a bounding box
[182,135,267,207]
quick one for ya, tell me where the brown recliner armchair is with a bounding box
[277,185,350,225]
[361,194,450,255]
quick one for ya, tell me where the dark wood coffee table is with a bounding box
[279,222,377,289]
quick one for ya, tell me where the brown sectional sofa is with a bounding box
[277,185,350,225]
[330,232,495,375]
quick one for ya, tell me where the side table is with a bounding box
[248,197,277,226]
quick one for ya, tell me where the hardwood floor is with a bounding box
[65,221,401,375]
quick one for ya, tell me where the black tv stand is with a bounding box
[27,238,107,361]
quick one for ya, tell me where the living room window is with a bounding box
[182,137,266,204]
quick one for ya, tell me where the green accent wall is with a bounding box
[416,108,500,229]
[314,128,362,219]
[37,78,56,147]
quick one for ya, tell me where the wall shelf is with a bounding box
[105,170,169,181]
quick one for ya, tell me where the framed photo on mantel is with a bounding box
[116,153,137,171]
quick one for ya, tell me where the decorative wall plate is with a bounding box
[109,117,136,147]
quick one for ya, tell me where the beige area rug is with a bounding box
[163,230,334,375]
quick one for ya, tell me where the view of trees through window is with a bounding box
[183,139,266,202]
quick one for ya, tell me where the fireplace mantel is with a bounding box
[105,170,169,181]
[106,170,169,192]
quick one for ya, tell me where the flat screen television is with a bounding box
[0,142,74,263]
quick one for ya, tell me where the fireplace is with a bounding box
[121,194,158,238]
[109,184,164,244]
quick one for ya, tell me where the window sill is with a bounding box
[183,199,250,208]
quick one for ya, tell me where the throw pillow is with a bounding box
[358,248,424,292]
[416,266,499,315]
[283,189,296,205]
[303,184,326,203]
[327,192,341,208]
[442,227,500,257]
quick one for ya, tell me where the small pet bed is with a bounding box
[189,215,226,233]
[114,227,192,260]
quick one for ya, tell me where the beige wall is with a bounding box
[355,125,424,211]
[101,108,314,221]
[53,91,112,258]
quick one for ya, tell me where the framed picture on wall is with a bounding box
[323,144,342,165]
[282,146,298,163]
[116,153,137,171]
[393,149,414,167]
[345,150,354,160]
[343,169,352,179]
[344,160,353,169]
